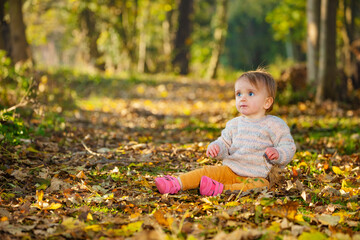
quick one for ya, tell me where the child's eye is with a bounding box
[236,92,242,97]
[249,92,254,96]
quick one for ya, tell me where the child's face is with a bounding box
[234,78,273,119]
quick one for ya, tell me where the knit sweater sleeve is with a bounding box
[208,118,237,159]
[270,118,296,167]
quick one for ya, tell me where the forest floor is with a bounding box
[1,72,360,239]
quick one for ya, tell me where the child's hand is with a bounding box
[206,144,220,158]
[265,147,279,160]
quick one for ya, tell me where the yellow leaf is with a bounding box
[202,204,214,211]
[225,201,240,207]
[160,90,168,98]
[263,201,298,220]
[36,183,48,190]
[183,108,191,116]
[347,202,359,211]
[197,157,210,164]
[140,179,151,188]
[36,190,44,202]
[84,224,102,232]
[267,221,281,233]
[299,231,327,240]
[114,221,143,237]
[153,210,169,227]
[62,217,85,230]
[136,85,145,94]
[1,216,8,222]
[332,166,344,175]
[298,162,308,169]
[299,102,307,111]
[333,210,351,223]
[87,213,93,221]
[45,203,62,210]
[295,214,305,222]
[130,212,141,219]
[26,147,40,153]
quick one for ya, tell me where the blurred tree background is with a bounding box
[1,0,360,116]
[2,1,360,238]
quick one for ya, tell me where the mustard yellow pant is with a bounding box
[179,165,269,192]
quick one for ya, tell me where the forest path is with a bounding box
[1,74,359,239]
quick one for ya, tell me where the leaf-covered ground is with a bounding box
[1,73,360,239]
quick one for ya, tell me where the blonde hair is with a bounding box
[236,69,276,112]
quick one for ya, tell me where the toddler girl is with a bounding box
[155,70,296,196]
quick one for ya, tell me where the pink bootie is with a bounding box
[155,175,181,194]
[199,176,224,196]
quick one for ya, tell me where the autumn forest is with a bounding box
[1,0,360,239]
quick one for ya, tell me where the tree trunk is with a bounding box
[162,9,174,72]
[205,0,228,80]
[337,0,355,100]
[315,0,337,104]
[350,0,360,90]
[0,0,7,51]
[306,0,320,85]
[137,0,149,73]
[343,0,360,91]
[116,0,138,71]
[172,0,194,75]
[79,7,105,71]
[8,0,30,64]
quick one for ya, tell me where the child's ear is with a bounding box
[264,97,274,110]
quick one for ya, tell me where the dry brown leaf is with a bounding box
[153,210,173,228]
[268,165,284,189]
[11,169,28,181]
[264,201,299,220]
[47,177,72,193]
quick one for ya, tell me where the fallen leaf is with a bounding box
[11,169,28,181]
[268,165,284,188]
[298,230,327,240]
[61,217,85,230]
[316,214,340,226]
[97,147,111,153]
[47,177,72,192]
[108,221,143,237]
[76,170,87,179]
[264,201,298,220]
[333,166,349,176]
[153,210,173,228]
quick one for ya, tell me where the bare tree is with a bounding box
[172,0,194,75]
[0,0,7,51]
[162,8,175,72]
[205,0,229,80]
[315,0,337,104]
[79,7,105,71]
[306,0,320,85]
[117,0,139,70]
[340,0,360,92]
[9,0,30,64]
[137,0,149,73]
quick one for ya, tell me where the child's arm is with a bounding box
[269,123,296,167]
[207,119,235,159]
[206,144,220,158]
[265,147,279,160]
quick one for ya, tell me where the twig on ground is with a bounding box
[0,77,35,116]
[80,140,101,156]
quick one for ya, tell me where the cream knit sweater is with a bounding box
[209,115,296,178]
